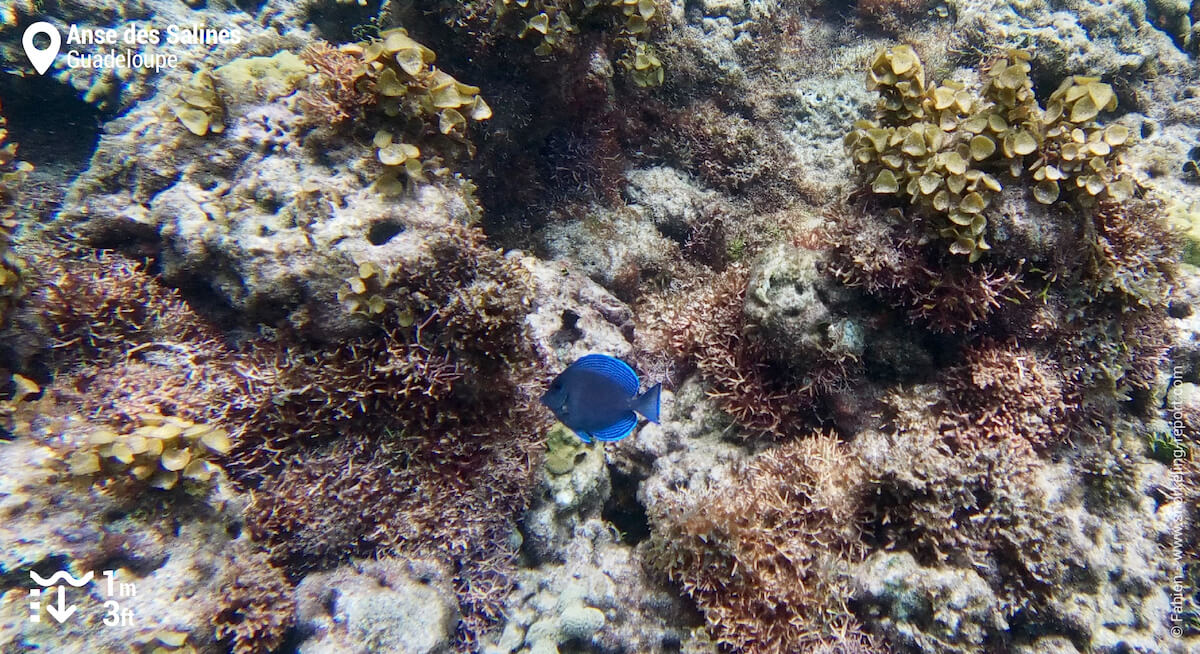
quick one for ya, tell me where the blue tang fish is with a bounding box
[541,354,661,443]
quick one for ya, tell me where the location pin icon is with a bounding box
[22,22,61,76]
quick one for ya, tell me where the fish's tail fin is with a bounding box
[634,383,662,423]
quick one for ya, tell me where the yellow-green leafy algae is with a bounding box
[335,259,420,324]
[129,629,198,654]
[497,0,660,54]
[65,412,232,491]
[315,28,492,193]
[845,47,1134,261]
[337,260,391,317]
[170,70,226,137]
[0,103,31,328]
[620,40,665,88]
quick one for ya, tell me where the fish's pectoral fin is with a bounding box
[591,412,638,442]
[573,429,593,444]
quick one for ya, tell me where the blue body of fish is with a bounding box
[540,354,661,443]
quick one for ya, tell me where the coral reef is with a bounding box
[3,0,1198,653]
[57,27,491,340]
[521,423,611,565]
[8,230,548,647]
[629,30,1192,654]
[649,266,810,436]
[834,48,1176,415]
[647,238,884,438]
[953,0,1193,83]
[486,518,701,654]
[223,227,548,647]
[850,386,1188,652]
[856,389,1065,616]
[852,551,1008,653]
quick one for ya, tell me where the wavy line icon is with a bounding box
[29,570,93,587]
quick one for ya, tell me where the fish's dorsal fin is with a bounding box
[591,412,638,442]
[571,354,639,396]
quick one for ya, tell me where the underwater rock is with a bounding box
[954,0,1191,81]
[669,0,760,87]
[519,253,637,365]
[542,197,678,300]
[294,557,459,654]
[851,402,1190,654]
[623,166,721,244]
[0,438,251,653]
[985,183,1069,258]
[521,424,612,565]
[1169,264,1200,378]
[4,0,1199,653]
[624,377,752,513]
[482,518,700,654]
[0,0,304,113]
[851,551,1008,654]
[742,242,866,372]
[783,72,877,195]
[58,58,483,340]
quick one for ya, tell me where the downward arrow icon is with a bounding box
[44,586,76,623]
